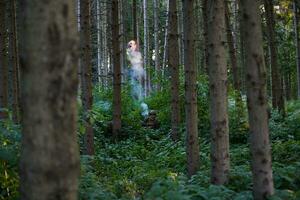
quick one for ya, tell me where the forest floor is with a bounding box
[78,100,300,200]
[1,92,300,199]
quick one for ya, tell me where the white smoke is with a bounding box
[140,102,149,117]
[127,47,145,100]
[127,42,149,117]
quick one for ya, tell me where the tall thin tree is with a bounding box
[294,0,300,98]
[183,0,200,177]
[202,0,208,72]
[112,0,122,137]
[225,1,241,100]
[207,0,230,185]
[19,0,80,198]
[168,0,180,141]
[264,0,284,113]
[154,0,161,91]
[0,0,8,119]
[133,0,138,40]
[80,0,94,155]
[240,0,275,198]
[162,2,170,72]
[143,0,149,95]
[8,0,20,123]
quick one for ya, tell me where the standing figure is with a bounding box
[127,40,145,101]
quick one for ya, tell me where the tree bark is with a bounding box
[8,0,20,123]
[237,0,246,92]
[143,0,149,95]
[154,0,161,91]
[0,0,9,119]
[207,0,230,185]
[80,0,94,155]
[19,0,80,199]
[294,0,300,99]
[168,0,180,142]
[162,2,170,74]
[120,0,126,82]
[112,0,122,137]
[240,0,275,199]
[97,0,101,84]
[225,1,241,96]
[202,0,208,72]
[264,0,284,113]
[183,0,200,178]
[133,0,138,40]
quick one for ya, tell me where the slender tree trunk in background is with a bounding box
[19,0,80,198]
[264,0,284,113]
[240,0,275,199]
[106,2,113,83]
[195,0,203,73]
[162,2,170,73]
[133,0,138,40]
[237,0,246,92]
[0,1,9,120]
[8,0,20,123]
[80,0,94,155]
[168,0,180,142]
[202,0,208,72]
[178,0,184,67]
[232,0,238,50]
[143,0,149,95]
[154,0,161,91]
[207,0,230,185]
[103,1,109,88]
[294,0,300,99]
[225,1,241,98]
[97,0,101,84]
[137,2,142,48]
[120,0,126,82]
[183,0,200,178]
[112,0,122,137]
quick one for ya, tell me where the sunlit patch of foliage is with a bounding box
[0,118,20,200]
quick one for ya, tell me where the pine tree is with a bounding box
[19,0,80,198]
[183,0,200,177]
[207,0,230,185]
[240,0,275,198]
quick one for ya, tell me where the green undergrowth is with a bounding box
[78,96,300,199]
[79,129,300,200]
[1,91,300,199]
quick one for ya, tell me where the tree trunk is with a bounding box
[19,0,80,199]
[207,0,230,185]
[97,0,101,84]
[154,0,161,91]
[202,0,208,72]
[168,0,180,142]
[237,0,246,92]
[264,0,285,113]
[80,0,94,155]
[178,0,184,67]
[240,0,275,199]
[120,0,126,83]
[293,0,300,99]
[133,0,137,40]
[8,0,20,123]
[225,1,241,96]
[143,0,149,95]
[183,0,200,178]
[162,2,170,74]
[112,0,122,137]
[0,0,9,119]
